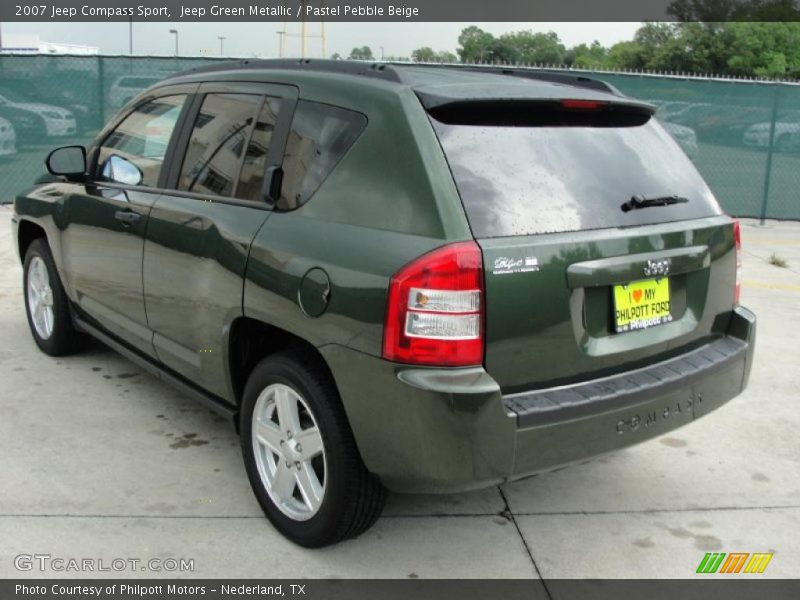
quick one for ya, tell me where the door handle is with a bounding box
[114,210,142,227]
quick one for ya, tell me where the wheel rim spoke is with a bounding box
[294,427,323,460]
[31,262,42,287]
[255,419,283,454]
[295,462,323,512]
[270,461,296,502]
[274,386,301,434]
[43,307,53,336]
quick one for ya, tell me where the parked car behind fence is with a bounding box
[0,117,17,157]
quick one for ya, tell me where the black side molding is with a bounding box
[74,316,238,428]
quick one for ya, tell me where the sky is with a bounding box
[3,22,642,58]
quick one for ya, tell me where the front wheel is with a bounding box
[240,351,386,547]
[23,238,86,356]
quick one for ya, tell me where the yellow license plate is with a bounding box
[613,278,672,333]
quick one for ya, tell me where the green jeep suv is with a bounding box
[12,60,756,547]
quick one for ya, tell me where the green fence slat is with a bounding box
[1,56,798,220]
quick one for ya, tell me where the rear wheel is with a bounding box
[240,350,386,547]
[23,238,86,356]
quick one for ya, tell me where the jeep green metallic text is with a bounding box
[11,60,756,547]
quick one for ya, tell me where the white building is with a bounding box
[0,34,98,55]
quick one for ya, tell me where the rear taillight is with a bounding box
[733,220,742,305]
[382,241,484,367]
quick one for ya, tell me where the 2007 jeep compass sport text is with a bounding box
[12,60,756,547]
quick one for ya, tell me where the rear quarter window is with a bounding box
[277,100,365,210]
[431,115,722,238]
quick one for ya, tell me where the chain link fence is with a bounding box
[570,69,800,220]
[0,55,798,219]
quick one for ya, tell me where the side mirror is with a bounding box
[46,145,86,178]
[101,154,143,186]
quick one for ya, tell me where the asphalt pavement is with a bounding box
[1,207,797,579]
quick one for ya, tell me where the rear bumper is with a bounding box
[323,306,755,493]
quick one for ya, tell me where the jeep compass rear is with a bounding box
[353,67,754,497]
[15,61,754,547]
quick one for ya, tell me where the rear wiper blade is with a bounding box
[621,194,689,212]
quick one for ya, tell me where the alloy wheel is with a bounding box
[251,383,327,521]
[27,256,55,340]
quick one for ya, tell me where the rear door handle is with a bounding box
[114,210,142,227]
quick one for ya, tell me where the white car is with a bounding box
[108,76,162,108]
[744,121,800,152]
[0,117,16,156]
[0,91,76,138]
[662,121,699,159]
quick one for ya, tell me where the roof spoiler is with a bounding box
[424,97,656,127]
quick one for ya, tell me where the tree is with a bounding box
[609,21,800,77]
[457,26,495,62]
[456,27,567,65]
[349,46,374,60]
[330,52,342,60]
[605,40,646,70]
[723,22,800,77]
[411,47,458,63]
[411,47,438,62]
[565,41,608,69]
[499,30,566,65]
[452,21,800,78]
[668,0,800,21]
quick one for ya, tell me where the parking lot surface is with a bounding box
[1,207,798,579]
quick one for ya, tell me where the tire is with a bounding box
[240,350,386,547]
[23,238,86,356]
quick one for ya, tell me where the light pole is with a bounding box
[218,36,225,56]
[276,30,285,58]
[169,29,179,56]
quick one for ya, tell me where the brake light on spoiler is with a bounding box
[560,99,609,110]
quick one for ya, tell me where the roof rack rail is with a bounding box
[394,63,622,96]
[170,58,621,96]
[172,58,403,83]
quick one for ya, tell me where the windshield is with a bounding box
[431,116,722,238]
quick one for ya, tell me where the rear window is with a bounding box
[431,115,722,238]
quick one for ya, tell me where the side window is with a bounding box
[96,95,186,187]
[236,98,281,202]
[178,93,267,198]
[278,101,366,210]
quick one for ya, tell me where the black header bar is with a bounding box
[4,0,792,23]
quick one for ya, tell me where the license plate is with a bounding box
[613,278,672,333]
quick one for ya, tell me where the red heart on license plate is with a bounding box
[633,289,643,303]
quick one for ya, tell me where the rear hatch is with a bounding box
[427,92,737,393]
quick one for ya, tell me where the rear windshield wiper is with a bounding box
[621,194,689,212]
